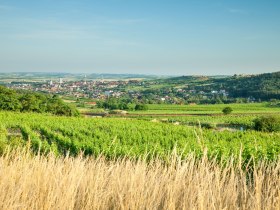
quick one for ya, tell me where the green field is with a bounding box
[0,111,279,163]
[129,103,280,114]
[66,101,280,116]
[116,103,280,130]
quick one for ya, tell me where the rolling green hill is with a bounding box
[168,71,280,100]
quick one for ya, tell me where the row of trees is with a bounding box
[0,86,79,116]
[97,98,148,111]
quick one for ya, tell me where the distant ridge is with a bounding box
[167,71,280,100]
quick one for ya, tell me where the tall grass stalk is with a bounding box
[0,148,279,210]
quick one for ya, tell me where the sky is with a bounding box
[0,0,280,75]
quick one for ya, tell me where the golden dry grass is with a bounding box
[0,149,279,210]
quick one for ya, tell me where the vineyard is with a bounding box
[0,111,279,163]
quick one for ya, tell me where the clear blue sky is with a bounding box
[0,0,279,75]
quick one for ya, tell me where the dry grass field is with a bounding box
[0,149,279,210]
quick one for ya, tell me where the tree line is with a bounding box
[97,98,148,111]
[0,86,79,116]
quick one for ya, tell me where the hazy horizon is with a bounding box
[1,70,279,77]
[0,0,280,75]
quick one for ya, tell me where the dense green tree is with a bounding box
[0,94,22,111]
[135,104,148,111]
[222,107,233,115]
[20,94,41,112]
[97,98,129,110]
[254,116,280,132]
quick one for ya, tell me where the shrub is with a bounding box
[254,116,280,132]
[200,122,216,129]
[135,104,148,111]
[222,107,233,115]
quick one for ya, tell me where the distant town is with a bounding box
[2,71,277,104]
[4,76,240,104]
